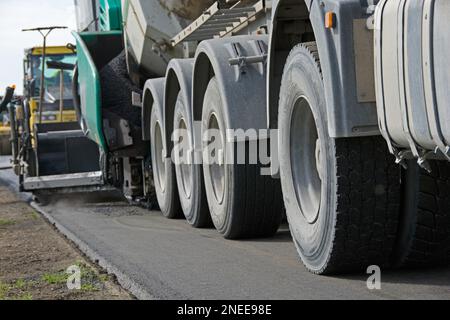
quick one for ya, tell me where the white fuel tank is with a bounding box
[375,0,450,161]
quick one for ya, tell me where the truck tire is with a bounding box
[202,77,283,239]
[0,135,11,156]
[394,160,450,268]
[173,93,212,228]
[150,106,182,219]
[278,43,401,274]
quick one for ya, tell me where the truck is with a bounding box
[29,0,448,275]
[8,45,106,199]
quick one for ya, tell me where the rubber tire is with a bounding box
[394,160,450,268]
[150,106,182,219]
[173,93,212,228]
[278,43,401,274]
[0,135,11,156]
[202,77,283,239]
[34,191,50,206]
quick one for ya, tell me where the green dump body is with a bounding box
[72,31,123,151]
[99,0,123,31]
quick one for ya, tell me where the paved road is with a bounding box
[1,156,450,300]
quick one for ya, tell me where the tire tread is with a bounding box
[322,137,401,274]
[401,161,450,267]
[228,148,283,239]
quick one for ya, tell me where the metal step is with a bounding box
[23,171,104,191]
[171,0,265,46]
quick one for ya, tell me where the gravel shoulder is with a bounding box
[0,184,132,300]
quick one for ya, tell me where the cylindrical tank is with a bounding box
[375,0,450,159]
[122,0,214,80]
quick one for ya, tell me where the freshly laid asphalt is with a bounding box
[1,156,449,300]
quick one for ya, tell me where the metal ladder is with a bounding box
[171,0,266,46]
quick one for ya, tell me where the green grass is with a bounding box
[41,262,106,292]
[0,279,35,300]
[0,282,9,300]
[0,219,15,227]
[27,211,39,220]
[41,272,68,285]
[99,274,109,283]
[76,261,105,281]
[81,283,99,292]
[14,279,27,290]
[77,262,105,292]
[2,263,110,299]
[12,292,33,301]
[1,262,107,299]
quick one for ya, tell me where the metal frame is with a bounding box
[171,0,265,46]
[23,171,104,191]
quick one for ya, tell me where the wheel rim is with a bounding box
[290,96,322,224]
[206,113,225,205]
[176,118,193,199]
[154,121,166,191]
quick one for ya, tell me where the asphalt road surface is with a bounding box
[1,156,450,300]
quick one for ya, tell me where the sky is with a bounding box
[0,0,77,95]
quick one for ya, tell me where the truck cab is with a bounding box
[24,46,78,127]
